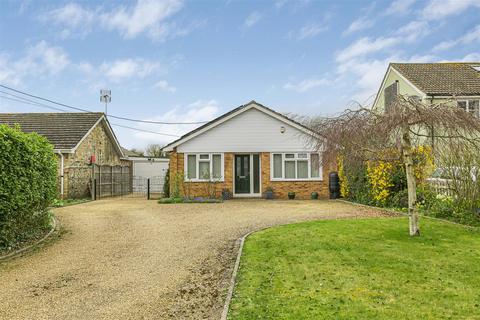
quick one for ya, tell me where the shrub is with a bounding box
[163,168,170,198]
[0,125,57,248]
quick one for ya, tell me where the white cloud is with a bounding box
[396,20,431,43]
[0,54,22,86]
[343,17,374,36]
[385,0,416,15]
[433,25,480,51]
[40,0,193,41]
[461,52,480,61]
[283,78,330,92]
[154,80,176,93]
[131,99,220,145]
[243,11,262,28]
[336,37,399,63]
[99,58,161,82]
[101,0,183,39]
[0,41,70,85]
[44,2,95,27]
[293,23,328,40]
[421,0,480,21]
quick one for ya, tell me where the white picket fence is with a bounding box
[426,178,455,197]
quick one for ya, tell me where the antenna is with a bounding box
[100,89,111,115]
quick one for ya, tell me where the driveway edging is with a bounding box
[0,216,57,262]
[220,227,262,320]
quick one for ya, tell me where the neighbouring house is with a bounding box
[0,112,130,199]
[373,62,480,115]
[163,101,329,199]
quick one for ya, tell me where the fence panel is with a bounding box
[92,164,133,199]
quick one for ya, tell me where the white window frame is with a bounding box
[184,153,224,182]
[458,100,480,118]
[270,152,323,181]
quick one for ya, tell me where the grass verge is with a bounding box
[229,217,480,320]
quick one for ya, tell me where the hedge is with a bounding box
[0,124,57,248]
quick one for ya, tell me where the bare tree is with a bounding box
[145,144,165,158]
[308,96,480,236]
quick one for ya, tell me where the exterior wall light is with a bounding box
[280,126,286,133]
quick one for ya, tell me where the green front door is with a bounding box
[235,155,250,194]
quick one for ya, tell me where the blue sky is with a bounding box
[1,0,479,149]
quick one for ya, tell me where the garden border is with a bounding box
[336,199,478,230]
[0,216,57,262]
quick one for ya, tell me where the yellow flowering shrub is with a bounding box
[367,160,394,204]
[337,156,349,198]
[412,145,435,183]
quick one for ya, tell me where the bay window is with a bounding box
[185,153,224,181]
[271,153,322,180]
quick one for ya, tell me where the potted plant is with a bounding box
[222,188,232,200]
[311,191,319,200]
[288,192,296,200]
[264,186,274,199]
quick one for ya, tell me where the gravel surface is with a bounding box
[0,198,386,320]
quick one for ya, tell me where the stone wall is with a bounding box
[58,120,131,199]
[169,151,331,199]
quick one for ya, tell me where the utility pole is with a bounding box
[100,89,111,115]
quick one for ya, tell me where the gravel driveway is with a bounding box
[0,198,384,319]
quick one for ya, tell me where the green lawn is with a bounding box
[228,218,480,320]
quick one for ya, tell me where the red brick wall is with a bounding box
[169,151,332,199]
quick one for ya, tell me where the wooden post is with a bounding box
[111,166,114,197]
[99,165,102,199]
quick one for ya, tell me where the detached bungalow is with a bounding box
[163,101,329,199]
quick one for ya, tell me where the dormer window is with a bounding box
[458,100,479,118]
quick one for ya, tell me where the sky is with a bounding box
[1,0,480,150]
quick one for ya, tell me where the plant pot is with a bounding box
[311,192,319,200]
[222,189,232,200]
[264,190,274,200]
[288,192,295,200]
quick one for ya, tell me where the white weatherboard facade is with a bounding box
[176,106,314,153]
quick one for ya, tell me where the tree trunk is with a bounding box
[402,127,420,236]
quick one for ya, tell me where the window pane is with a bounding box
[199,154,209,159]
[458,101,467,111]
[285,161,295,179]
[212,155,222,179]
[199,161,210,179]
[297,160,308,178]
[285,154,295,159]
[470,100,479,117]
[187,155,196,179]
[298,153,308,159]
[311,153,320,178]
[273,154,282,178]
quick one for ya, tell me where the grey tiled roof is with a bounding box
[0,112,104,150]
[391,62,480,96]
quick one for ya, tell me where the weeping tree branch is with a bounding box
[305,95,480,236]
